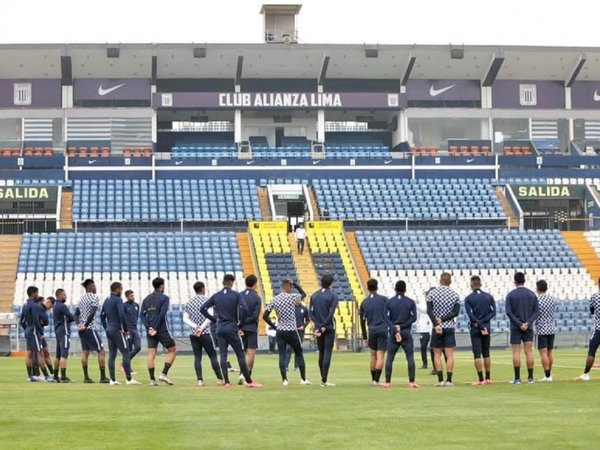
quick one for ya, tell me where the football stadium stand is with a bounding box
[14,231,243,303]
[312,178,505,221]
[355,228,597,333]
[72,179,261,223]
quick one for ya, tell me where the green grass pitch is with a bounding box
[1,349,600,449]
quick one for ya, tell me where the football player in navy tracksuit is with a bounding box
[21,286,44,382]
[101,282,140,385]
[52,288,74,383]
[201,274,262,388]
[309,274,339,387]
[123,290,142,371]
[464,276,496,385]
[383,281,418,388]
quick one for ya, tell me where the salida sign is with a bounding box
[0,186,58,201]
[513,185,585,199]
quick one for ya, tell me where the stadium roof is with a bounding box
[0,43,598,82]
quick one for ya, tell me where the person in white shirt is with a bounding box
[416,291,433,370]
[295,224,307,255]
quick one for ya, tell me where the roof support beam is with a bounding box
[318,55,329,86]
[235,55,244,86]
[400,54,416,86]
[60,56,72,85]
[482,53,504,87]
[566,53,586,87]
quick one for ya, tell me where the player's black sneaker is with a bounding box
[60,377,71,383]
[99,378,110,384]
[83,378,95,384]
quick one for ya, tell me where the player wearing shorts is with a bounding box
[140,277,177,386]
[535,280,557,382]
[52,289,74,383]
[239,275,261,384]
[359,279,388,386]
[505,272,539,384]
[75,279,109,384]
[427,273,461,387]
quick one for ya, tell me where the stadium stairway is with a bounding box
[257,187,272,220]
[307,222,364,344]
[0,235,22,312]
[345,232,370,290]
[59,189,73,230]
[287,232,320,299]
[563,231,600,285]
[307,187,321,220]
[237,231,266,334]
[495,187,520,229]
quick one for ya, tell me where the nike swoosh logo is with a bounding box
[246,160,254,165]
[88,160,97,164]
[313,160,320,165]
[466,158,475,163]
[429,84,456,97]
[175,161,183,165]
[594,90,600,102]
[384,160,392,165]
[98,83,125,96]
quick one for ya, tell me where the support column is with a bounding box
[317,84,325,142]
[151,85,157,145]
[391,109,408,147]
[234,84,242,143]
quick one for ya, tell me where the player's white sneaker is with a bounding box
[370,380,378,386]
[282,380,289,386]
[197,380,205,387]
[320,382,336,387]
[149,380,159,387]
[238,375,245,385]
[444,381,454,387]
[576,373,591,381]
[109,380,121,386]
[539,376,553,383]
[126,379,141,385]
[300,379,312,385]
[158,374,174,385]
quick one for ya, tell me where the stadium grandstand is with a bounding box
[2,3,600,362]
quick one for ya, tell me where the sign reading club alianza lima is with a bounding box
[219,92,345,108]
[0,186,57,201]
[513,185,585,199]
[154,91,404,109]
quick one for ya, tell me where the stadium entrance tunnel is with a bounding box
[511,183,590,230]
[268,184,312,230]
